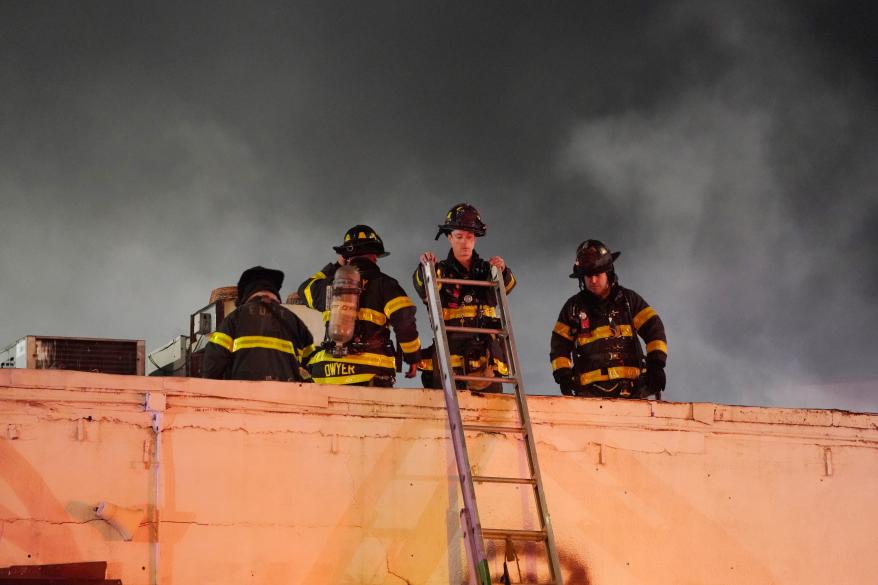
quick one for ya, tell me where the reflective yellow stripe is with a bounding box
[633,307,657,330]
[418,355,464,371]
[384,296,414,317]
[320,307,389,326]
[399,338,421,353]
[553,321,574,341]
[358,308,387,326]
[579,366,642,385]
[309,350,396,369]
[209,331,233,351]
[646,340,668,354]
[232,336,296,355]
[576,324,633,347]
[415,269,423,287]
[303,271,326,308]
[551,356,573,371]
[505,273,516,293]
[442,305,497,320]
[493,359,509,376]
[299,344,316,360]
[312,373,376,385]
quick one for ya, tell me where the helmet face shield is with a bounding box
[333,225,389,258]
[435,203,487,239]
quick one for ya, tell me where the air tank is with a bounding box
[327,264,362,354]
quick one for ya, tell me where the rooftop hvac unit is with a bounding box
[0,336,145,375]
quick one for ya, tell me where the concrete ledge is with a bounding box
[1,369,877,585]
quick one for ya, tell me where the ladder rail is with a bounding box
[422,260,491,585]
[492,265,564,583]
[422,259,563,585]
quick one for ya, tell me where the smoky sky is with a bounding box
[1,1,876,411]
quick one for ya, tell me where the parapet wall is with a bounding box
[1,369,876,585]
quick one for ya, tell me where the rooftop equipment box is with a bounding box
[0,335,144,375]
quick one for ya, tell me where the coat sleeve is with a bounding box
[549,298,577,383]
[626,289,667,365]
[383,279,422,364]
[412,263,428,302]
[202,315,235,379]
[502,266,516,294]
[297,262,338,311]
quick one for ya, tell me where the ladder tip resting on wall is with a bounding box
[420,260,564,585]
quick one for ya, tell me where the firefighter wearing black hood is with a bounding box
[203,266,315,381]
[297,225,421,387]
[550,240,667,398]
[413,203,516,392]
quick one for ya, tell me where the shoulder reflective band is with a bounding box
[551,356,573,371]
[633,306,658,330]
[576,324,633,347]
[303,271,326,308]
[646,340,668,354]
[209,331,233,351]
[579,366,642,385]
[442,305,498,321]
[384,296,414,317]
[232,336,297,355]
[552,321,574,341]
[309,350,397,370]
[399,338,421,354]
[493,358,509,376]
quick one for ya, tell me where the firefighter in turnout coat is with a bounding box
[413,203,516,392]
[550,240,667,398]
[203,266,315,381]
[297,225,421,387]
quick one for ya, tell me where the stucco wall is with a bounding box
[1,369,876,585]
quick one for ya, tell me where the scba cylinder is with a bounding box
[327,264,362,350]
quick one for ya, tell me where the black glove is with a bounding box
[554,370,577,396]
[645,359,666,397]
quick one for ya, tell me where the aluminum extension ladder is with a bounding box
[421,260,563,585]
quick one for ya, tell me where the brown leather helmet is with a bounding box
[570,239,621,278]
[236,266,284,305]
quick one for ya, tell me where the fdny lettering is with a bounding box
[325,362,358,376]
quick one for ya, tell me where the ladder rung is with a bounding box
[444,325,506,336]
[455,374,518,384]
[436,277,497,287]
[462,424,524,433]
[472,475,536,485]
[482,528,547,542]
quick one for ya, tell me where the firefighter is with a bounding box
[550,240,667,398]
[413,203,516,392]
[203,266,315,381]
[297,225,421,387]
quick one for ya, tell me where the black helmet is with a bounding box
[435,203,487,240]
[237,265,284,305]
[569,239,620,278]
[332,225,389,258]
